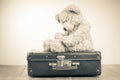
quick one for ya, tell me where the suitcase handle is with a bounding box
[49,55,80,70]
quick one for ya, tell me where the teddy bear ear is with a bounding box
[55,14,60,22]
[69,10,79,14]
[66,5,80,15]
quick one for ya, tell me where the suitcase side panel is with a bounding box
[27,51,101,77]
[28,60,101,76]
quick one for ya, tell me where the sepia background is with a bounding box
[0,0,120,65]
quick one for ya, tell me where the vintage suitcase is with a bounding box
[27,51,101,77]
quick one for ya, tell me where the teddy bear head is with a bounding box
[56,5,83,33]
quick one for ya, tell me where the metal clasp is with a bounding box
[49,55,80,70]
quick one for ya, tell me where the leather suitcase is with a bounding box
[27,51,101,77]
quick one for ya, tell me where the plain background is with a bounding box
[0,0,120,65]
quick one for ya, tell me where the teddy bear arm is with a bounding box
[62,27,90,47]
[73,25,91,39]
[55,32,67,40]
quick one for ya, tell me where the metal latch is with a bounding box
[49,55,80,70]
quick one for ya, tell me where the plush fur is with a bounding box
[43,5,94,52]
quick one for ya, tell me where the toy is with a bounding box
[43,5,94,52]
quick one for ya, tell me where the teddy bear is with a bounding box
[43,5,94,52]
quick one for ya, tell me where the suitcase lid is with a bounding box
[27,51,101,61]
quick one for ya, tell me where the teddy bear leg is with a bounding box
[83,40,94,51]
[43,39,53,52]
[67,44,84,52]
[67,41,94,52]
[50,40,66,52]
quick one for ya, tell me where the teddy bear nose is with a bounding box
[63,28,67,31]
